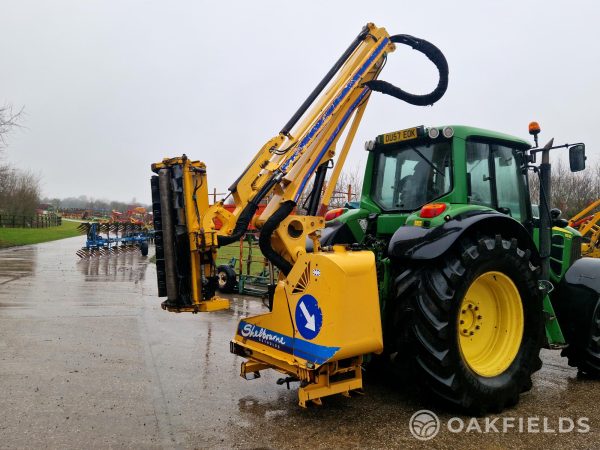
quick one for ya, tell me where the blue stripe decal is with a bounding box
[280,37,389,174]
[237,320,340,365]
[293,86,370,202]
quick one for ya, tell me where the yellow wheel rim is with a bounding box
[458,271,524,377]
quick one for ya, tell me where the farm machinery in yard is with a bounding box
[569,200,600,258]
[215,233,274,298]
[149,23,600,413]
[76,221,150,258]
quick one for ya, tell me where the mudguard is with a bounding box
[552,257,600,347]
[388,210,541,264]
[560,257,600,292]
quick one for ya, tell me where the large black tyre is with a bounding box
[395,234,543,414]
[217,265,237,293]
[561,301,600,376]
[557,294,600,377]
[140,241,149,256]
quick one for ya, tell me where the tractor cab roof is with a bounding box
[373,125,532,150]
[449,125,531,148]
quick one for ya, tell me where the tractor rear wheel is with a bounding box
[560,298,600,377]
[401,234,543,414]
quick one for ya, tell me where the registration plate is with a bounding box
[380,126,423,145]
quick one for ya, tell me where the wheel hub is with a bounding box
[458,271,524,378]
[459,301,483,337]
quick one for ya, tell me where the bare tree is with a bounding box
[294,164,364,213]
[0,167,41,216]
[328,165,363,208]
[0,105,22,181]
[529,160,600,218]
[0,104,23,148]
[0,104,41,217]
[46,195,151,213]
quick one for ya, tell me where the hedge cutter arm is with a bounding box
[150,23,448,407]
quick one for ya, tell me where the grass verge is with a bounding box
[216,240,267,276]
[0,220,83,249]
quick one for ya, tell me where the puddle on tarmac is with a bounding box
[0,246,36,284]
[77,252,149,283]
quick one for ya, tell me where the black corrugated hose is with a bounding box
[258,200,295,276]
[365,34,449,106]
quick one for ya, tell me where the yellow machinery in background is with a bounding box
[150,24,448,406]
[569,199,600,257]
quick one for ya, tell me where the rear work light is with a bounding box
[419,203,447,219]
[324,208,347,221]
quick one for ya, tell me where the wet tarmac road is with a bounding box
[0,237,598,449]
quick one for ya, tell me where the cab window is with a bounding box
[372,141,452,211]
[466,142,492,206]
[466,139,527,221]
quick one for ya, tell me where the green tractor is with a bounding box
[320,123,598,413]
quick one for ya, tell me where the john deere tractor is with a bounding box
[319,123,598,412]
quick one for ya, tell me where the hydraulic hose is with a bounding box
[306,162,329,216]
[365,34,449,106]
[259,201,296,276]
[217,175,280,246]
[217,202,259,247]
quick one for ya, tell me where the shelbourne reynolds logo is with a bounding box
[409,410,591,440]
[240,323,286,345]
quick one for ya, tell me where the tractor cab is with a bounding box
[326,124,587,287]
[363,125,533,228]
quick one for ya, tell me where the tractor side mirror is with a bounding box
[569,144,586,172]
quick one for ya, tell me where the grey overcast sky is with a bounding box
[1,1,599,204]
